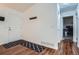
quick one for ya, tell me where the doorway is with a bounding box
[63,16,73,40]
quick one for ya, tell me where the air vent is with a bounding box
[26,41,45,52]
[29,16,37,20]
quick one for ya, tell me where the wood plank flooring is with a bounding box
[0,39,79,55]
[0,44,55,55]
[54,39,79,55]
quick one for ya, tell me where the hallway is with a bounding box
[55,39,79,55]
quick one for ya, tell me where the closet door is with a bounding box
[0,21,8,45]
[8,11,22,42]
[0,8,23,45]
[8,26,21,42]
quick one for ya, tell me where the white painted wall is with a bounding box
[22,4,58,49]
[76,4,79,47]
[0,8,23,45]
[0,4,59,49]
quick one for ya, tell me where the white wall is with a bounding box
[22,4,58,49]
[0,4,59,49]
[0,8,23,45]
[77,4,79,47]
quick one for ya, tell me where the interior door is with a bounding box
[0,22,8,45]
[8,26,21,42]
[8,13,22,42]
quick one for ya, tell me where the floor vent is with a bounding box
[25,42,45,52]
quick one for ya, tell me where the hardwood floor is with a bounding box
[0,39,79,55]
[54,39,79,55]
[0,45,55,55]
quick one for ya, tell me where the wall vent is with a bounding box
[29,16,37,20]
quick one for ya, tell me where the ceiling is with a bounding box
[0,3,35,12]
[59,3,78,13]
[0,3,77,13]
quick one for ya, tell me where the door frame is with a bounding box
[60,11,77,42]
[62,16,73,39]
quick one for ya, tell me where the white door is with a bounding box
[8,26,21,42]
[8,13,22,42]
[0,8,23,45]
[0,22,8,45]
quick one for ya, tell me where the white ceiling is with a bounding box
[0,3,35,12]
[0,3,77,13]
[59,3,78,13]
